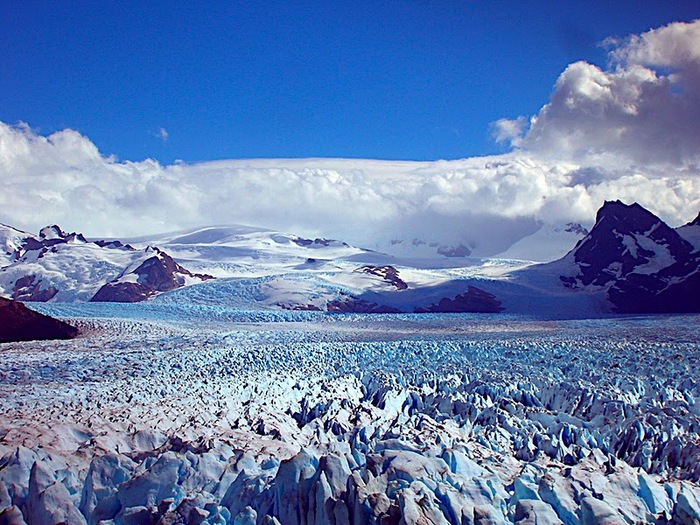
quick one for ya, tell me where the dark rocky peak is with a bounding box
[23,225,88,252]
[437,243,471,258]
[91,247,213,303]
[39,225,68,240]
[94,239,136,250]
[593,200,663,234]
[292,237,347,248]
[0,297,78,343]
[568,201,692,287]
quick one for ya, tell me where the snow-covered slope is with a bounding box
[0,225,209,302]
[494,223,589,262]
[0,223,34,267]
[677,212,700,251]
[131,225,374,278]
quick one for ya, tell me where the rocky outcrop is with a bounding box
[326,297,401,313]
[0,297,78,343]
[357,265,408,290]
[11,275,59,302]
[292,237,348,248]
[608,251,700,313]
[415,285,504,313]
[91,248,213,303]
[437,243,472,257]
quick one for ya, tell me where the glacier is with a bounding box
[1,304,699,524]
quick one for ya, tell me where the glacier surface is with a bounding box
[1,305,699,524]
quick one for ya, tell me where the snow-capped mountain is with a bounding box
[0,225,210,302]
[2,202,698,314]
[135,224,373,278]
[545,200,699,312]
[91,247,213,302]
[131,225,506,313]
[558,201,693,288]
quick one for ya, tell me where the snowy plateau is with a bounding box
[0,201,700,524]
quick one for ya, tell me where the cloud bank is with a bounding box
[1,20,699,255]
[496,19,700,167]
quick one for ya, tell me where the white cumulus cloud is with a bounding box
[500,19,700,168]
[1,120,698,257]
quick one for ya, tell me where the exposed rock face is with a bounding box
[91,248,213,303]
[563,201,693,288]
[556,201,699,313]
[358,265,408,290]
[0,297,78,343]
[11,275,59,302]
[292,237,347,248]
[94,239,136,250]
[564,222,589,236]
[326,297,401,313]
[415,285,504,313]
[609,251,700,313]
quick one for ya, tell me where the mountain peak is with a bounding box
[39,225,68,240]
[595,200,660,232]
[687,211,700,227]
[562,201,692,287]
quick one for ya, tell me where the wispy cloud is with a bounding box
[154,127,169,143]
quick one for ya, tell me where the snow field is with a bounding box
[1,309,699,523]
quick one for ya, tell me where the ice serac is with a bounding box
[0,297,78,343]
[91,247,213,302]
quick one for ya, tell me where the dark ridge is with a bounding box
[0,297,78,343]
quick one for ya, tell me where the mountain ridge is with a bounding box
[1,201,698,314]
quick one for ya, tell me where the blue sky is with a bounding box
[1,1,699,164]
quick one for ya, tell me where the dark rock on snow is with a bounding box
[357,265,408,290]
[91,248,213,303]
[565,200,693,287]
[415,286,504,313]
[11,275,59,302]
